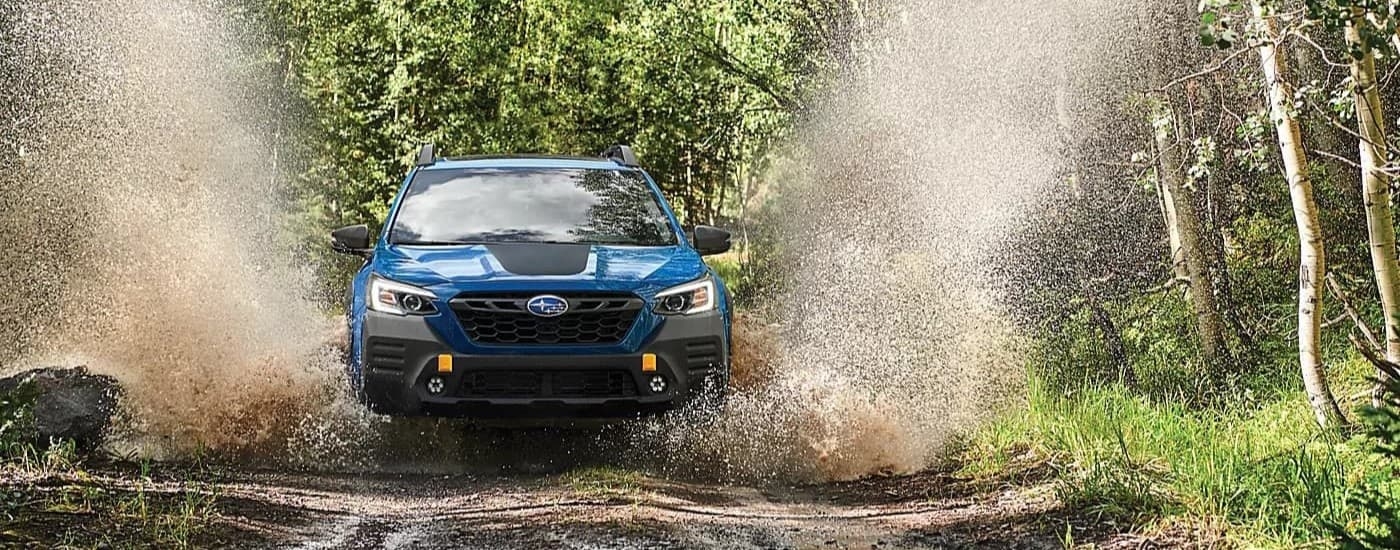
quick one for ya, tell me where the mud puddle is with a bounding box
[3,460,1170,549]
[192,468,1132,549]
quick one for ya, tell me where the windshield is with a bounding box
[389,167,678,246]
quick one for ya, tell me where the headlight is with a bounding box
[368,275,438,316]
[653,277,715,315]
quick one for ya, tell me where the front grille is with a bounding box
[450,293,643,345]
[459,370,638,399]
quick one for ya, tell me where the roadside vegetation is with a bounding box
[0,382,227,549]
[963,366,1386,545]
[235,0,843,303]
[951,0,1400,544]
[5,0,1400,547]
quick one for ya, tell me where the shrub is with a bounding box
[0,380,38,459]
[1333,366,1400,549]
[968,373,1370,545]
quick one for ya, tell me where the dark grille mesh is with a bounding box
[450,293,642,345]
[459,370,638,398]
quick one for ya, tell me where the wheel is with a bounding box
[681,367,729,422]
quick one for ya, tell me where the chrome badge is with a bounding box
[526,295,569,317]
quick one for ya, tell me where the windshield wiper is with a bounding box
[394,240,481,246]
[537,239,658,246]
[584,241,647,246]
[397,239,663,246]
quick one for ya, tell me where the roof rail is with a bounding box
[601,144,639,167]
[415,143,437,167]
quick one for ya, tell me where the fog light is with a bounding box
[427,376,445,395]
[648,375,668,394]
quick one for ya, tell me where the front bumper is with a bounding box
[357,309,727,419]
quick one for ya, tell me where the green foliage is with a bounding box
[1332,366,1400,548]
[703,223,787,309]
[1029,287,1300,405]
[1030,306,1133,392]
[0,381,38,459]
[705,253,744,301]
[1197,0,1247,49]
[1199,0,1398,57]
[249,0,835,297]
[968,371,1379,546]
[1303,0,1399,56]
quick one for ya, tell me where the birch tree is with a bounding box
[1158,179,1189,281]
[1344,8,1400,406]
[1250,1,1348,427]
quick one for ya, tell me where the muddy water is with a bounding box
[1,0,1142,482]
[1,0,340,459]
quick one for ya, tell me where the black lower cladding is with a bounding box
[359,309,728,418]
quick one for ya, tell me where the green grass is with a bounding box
[705,252,744,299]
[1,441,224,549]
[964,363,1391,547]
[0,383,224,549]
[563,465,645,499]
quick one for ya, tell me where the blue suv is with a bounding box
[331,145,733,420]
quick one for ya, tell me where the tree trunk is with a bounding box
[1252,1,1348,428]
[1054,71,1085,201]
[1189,65,1256,358]
[1154,101,1232,368]
[1089,300,1134,387]
[1157,177,1189,281]
[1347,10,1400,408]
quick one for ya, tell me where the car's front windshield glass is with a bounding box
[389,167,677,246]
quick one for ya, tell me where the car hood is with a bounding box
[373,243,707,294]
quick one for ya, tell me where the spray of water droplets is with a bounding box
[1,0,1148,481]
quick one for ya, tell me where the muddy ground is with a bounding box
[5,458,1185,549]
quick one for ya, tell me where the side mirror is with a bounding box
[331,224,372,256]
[692,225,732,256]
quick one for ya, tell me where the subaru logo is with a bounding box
[526,295,569,317]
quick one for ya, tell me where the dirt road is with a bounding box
[190,466,1156,549]
[7,460,1174,549]
[5,425,1171,549]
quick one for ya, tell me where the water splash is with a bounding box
[0,0,339,459]
[1,0,1146,480]
[623,0,1156,482]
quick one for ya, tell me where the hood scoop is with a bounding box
[484,243,591,276]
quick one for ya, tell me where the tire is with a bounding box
[682,367,729,423]
[350,370,397,416]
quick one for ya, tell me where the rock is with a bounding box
[0,366,121,451]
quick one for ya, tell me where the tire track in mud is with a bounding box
[4,466,1172,548]
[205,471,1154,550]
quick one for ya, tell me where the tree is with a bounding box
[1344,5,1400,408]
[257,0,822,295]
[1153,101,1234,368]
[1149,0,1236,371]
[1298,0,1400,408]
[1250,0,1348,428]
